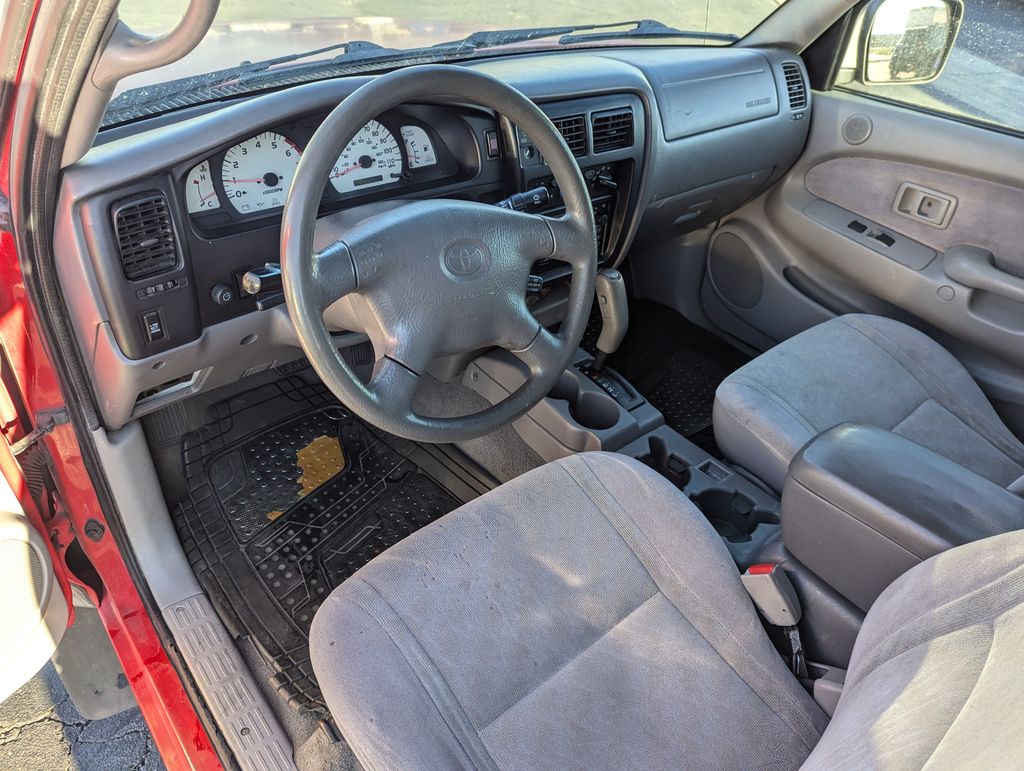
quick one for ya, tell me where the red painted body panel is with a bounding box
[0,3,221,768]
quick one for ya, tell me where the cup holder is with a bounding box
[548,371,620,431]
[637,435,691,490]
[689,489,780,543]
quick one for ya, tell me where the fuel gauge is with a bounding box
[401,125,437,169]
[185,160,222,213]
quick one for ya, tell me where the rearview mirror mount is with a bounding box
[857,0,964,85]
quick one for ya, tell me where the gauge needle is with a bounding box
[332,164,361,178]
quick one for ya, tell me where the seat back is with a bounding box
[803,530,1024,768]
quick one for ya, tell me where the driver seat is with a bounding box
[310,452,1024,769]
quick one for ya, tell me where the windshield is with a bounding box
[109,0,784,123]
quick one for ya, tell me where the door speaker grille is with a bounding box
[0,538,46,653]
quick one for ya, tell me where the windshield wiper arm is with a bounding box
[559,19,739,45]
[228,39,392,77]
[446,19,737,52]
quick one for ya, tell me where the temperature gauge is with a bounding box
[185,160,221,213]
[401,125,437,169]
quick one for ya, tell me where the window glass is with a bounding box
[114,0,782,95]
[836,0,1024,133]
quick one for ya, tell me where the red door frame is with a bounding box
[0,1,220,767]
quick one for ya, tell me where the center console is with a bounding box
[464,347,781,568]
[782,423,1024,612]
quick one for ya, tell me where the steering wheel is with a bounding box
[281,65,597,443]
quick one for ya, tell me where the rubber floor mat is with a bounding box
[173,376,492,715]
[583,300,749,447]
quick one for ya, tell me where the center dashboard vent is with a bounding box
[782,62,808,111]
[591,108,634,153]
[551,114,587,156]
[114,194,179,281]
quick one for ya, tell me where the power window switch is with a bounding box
[140,309,166,343]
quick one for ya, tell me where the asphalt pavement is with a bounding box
[0,664,164,771]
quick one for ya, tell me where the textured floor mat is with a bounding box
[173,376,492,715]
[583,300,749,446]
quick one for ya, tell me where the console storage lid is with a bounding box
[782,423,1024,612]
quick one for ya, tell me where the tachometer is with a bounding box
[185,160,221,213]
[329,120,403,194]
[221,131,300,214]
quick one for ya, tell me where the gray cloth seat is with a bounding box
[713,314,1024,493]
[309,452,1024,769]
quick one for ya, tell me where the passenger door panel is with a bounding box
[704,89,1024,430]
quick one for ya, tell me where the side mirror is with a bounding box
[857,0,963,85]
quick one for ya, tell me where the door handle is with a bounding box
[894,183,957,228]
[944,245,1024,305]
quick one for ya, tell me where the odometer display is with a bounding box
[221,131,300,214]
[329,120,403,194]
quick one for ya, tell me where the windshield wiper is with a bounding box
[447,19,737,52]
[559,19,738,45]
[231,39,392,76]
[104,40,450,124]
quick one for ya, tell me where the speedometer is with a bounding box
[221,131,300,214]
[329,120,403,194]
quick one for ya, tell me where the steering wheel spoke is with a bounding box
[510,326,563,376]
[312,240,358,309]
[367,356,420,419]
[542,213,597,270]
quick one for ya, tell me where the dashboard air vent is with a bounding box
[114,194,178,280]
[551,114,587,156]
[591,108,634,153]
[782,62,807,111]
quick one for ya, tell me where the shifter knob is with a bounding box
[593,268,628,372]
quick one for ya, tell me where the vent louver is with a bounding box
[782,62,807,111]
[114,194,178,281]
[551,114,587,156]
[591,108,634,153]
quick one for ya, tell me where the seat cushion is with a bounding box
[713,314,1024,493]
[802,528,1024,769]
[310,452,827,770]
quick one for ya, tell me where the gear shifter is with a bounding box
[592,268,628,373]
[579,268,642,409]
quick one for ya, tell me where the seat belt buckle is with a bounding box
[742,563,808,678]
[741,563,801,627]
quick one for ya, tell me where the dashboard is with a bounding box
[56,47,811,429]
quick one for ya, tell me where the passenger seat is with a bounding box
[713,314,1024,493]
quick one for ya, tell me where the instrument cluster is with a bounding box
[182,107,464,234]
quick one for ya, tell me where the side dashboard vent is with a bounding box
[591,108,634,153]
[551,114,587,156]
[782,62,807,110]
[114,194,178,280]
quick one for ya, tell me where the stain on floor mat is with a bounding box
[173,376,491,715]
